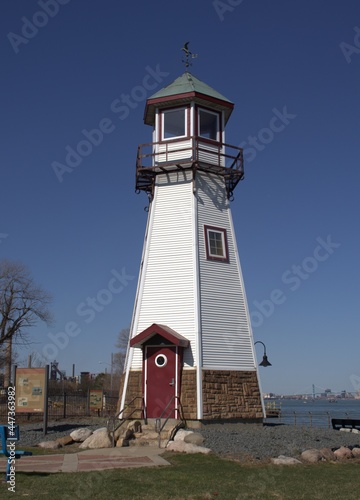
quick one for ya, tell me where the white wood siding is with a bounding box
[130,170,197,369]
[196,172,256,371]
[155,139,192,163]
[198,141,224,167]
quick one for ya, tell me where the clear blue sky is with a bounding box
[1,0,359,395]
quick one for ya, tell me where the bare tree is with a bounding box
[114,327,130,374]
[19,351,46,368]
[0,259,53,386]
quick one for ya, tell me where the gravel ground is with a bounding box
[15,418,109,447]
[193,423,360,460]
[16,419,360,461]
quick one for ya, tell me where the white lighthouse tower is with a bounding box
[120,69,264,422]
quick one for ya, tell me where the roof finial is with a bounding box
[181,42,198,69]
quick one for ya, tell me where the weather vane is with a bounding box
[181,42,198,68]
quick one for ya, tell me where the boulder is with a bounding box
[92,427,108,434]
[184,432,205,446]
[320,448,336,461]
[56,435,74,447]
[301,449,323,463]
[339,428,352,433]
[174,429,194,442]
[167,440,211,454]
[38,440,61,450]
[79,429,112,449]
[114,425,126,442]
[116,438,125,447]
[271,455,302,465]
[70,428,93,442]
[334,446,352,460]
[351,429,360,434]
[119,428,135,447]
[126,420,142,433]
[351,447,360,457]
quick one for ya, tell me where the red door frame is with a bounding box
[144,345,180,418]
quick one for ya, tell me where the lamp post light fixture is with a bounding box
[254,341,272,367]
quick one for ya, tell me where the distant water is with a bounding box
[265,398,360,428]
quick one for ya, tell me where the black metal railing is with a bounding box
[155,396,187,448]
[0,392,119,423]
[135,136,244,199]
[265,410,360,428]
[107,396,146,447]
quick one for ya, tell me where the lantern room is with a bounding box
[136,72,244,200]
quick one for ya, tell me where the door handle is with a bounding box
[169,378,175,386]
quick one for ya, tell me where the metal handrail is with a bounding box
[155,396,187,448]
[107,396,147,447]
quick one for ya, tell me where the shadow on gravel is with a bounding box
[31,423,94,434]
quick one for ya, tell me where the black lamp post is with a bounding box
[254,341,272,367]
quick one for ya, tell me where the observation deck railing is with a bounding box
[136,136,244,200]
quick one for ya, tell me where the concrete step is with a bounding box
[128,438,168,448]
[114,418,182,448]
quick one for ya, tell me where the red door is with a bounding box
[145,346,177,418]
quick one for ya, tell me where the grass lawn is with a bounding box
[1,452,360,499]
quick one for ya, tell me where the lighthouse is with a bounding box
[119,70,264,422]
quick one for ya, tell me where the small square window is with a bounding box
[204,225,229,262]
[199,109,219,141]
[162,108,186,139]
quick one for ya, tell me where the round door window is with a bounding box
[155,354,168,367]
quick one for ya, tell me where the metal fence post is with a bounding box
[63,392,66,419]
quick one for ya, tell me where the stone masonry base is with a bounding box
[118,368,263,421]
[202,370,263,420]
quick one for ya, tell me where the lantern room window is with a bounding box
[162,108,187,140]
[198,109,220,141]
[204,225,229,262]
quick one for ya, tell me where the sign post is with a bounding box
[89,389,103,416]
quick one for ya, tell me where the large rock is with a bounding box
[38,440,61,450]
[70,428,93,442]
[126,420,142,433]
[79,429,112,449]
[184,432,205,446]
[119,428,135,447]
[334,446,352,460]
[320,448,336,461]
[271,455,302,465]
[92,427,108,434]
[351,447,360,457]
[301,449,323,463]
[114,425,126,442]
[56,435,74,447]
[174,429,194,442]
[167,440,211,454]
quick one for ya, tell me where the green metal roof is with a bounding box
[149,72,233,104]
[144,72,234,126]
